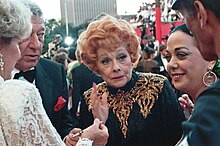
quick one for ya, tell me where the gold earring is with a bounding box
[203,70,217,86]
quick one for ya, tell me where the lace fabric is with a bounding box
[76,138,93,146]
[0,79,65,146]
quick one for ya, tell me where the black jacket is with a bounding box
[182,80,220,146]
[78,72,185,146]
[35,58,73,139]
[71,63,103,126]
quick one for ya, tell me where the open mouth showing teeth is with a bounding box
[173,74,182,78]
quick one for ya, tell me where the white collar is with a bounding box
[11,68,20,79]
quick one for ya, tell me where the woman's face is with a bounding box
[167,31,209,95]
[96,46,133,88]
[0,39,21,79]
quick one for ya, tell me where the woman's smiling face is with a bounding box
[167,30,209,94]
[96,46,133,88]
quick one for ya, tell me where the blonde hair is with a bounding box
[78,14,141,73]
[0,0,32,41]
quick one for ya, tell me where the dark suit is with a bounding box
[154,54,172,83]
[35,58,73,139]
[71,63,103,126]
[181,80,220,146]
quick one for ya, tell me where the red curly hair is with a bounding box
[77,15,141,74]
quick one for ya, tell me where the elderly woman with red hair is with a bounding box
[75,14,185,146]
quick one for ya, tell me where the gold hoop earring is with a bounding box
[0,53,4,72]
[203,70,217,86]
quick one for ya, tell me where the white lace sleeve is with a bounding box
[76,138,93,146]
[0,124,7,146]
[0,80,65,146]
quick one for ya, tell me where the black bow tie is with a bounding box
[14,69,36,83]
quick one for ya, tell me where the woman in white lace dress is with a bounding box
[0,0,108,145]
[0,0,65,145]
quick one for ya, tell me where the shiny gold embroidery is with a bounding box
[84,73,166,138]
[108,89,135,138]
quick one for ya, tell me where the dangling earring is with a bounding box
[0,53,4,72]
[203,70,217,86]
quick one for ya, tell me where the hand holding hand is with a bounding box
[64,128,81,146]
[81,118,109,146]
[64,118,109,146]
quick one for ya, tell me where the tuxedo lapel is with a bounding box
[35,62,53,118]
[155,54,164,66]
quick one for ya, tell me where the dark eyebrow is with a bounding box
[174,47,189,52]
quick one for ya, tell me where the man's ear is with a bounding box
[194,1,208,29]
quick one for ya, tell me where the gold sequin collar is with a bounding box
[84,73,166,138]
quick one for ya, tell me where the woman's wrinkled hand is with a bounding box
[90,82,109,124]
[64,118,109,146]
[64,128,81,146]
[81,118,109,146]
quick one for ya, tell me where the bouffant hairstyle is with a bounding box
[0,0,32,43]
[77,15,141,74]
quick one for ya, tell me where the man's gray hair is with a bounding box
[21,0,43,18]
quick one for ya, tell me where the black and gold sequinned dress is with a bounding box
[78,72,185,146]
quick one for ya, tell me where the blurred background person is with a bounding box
[48,33,63,58]
[67,47,80,78]
[135,46,160,73]
[154,44,171,80]
[52,52,69,72]
[52,52,70,92]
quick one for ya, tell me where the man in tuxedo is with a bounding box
[154,44,171,81]
[13,0,73,139]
